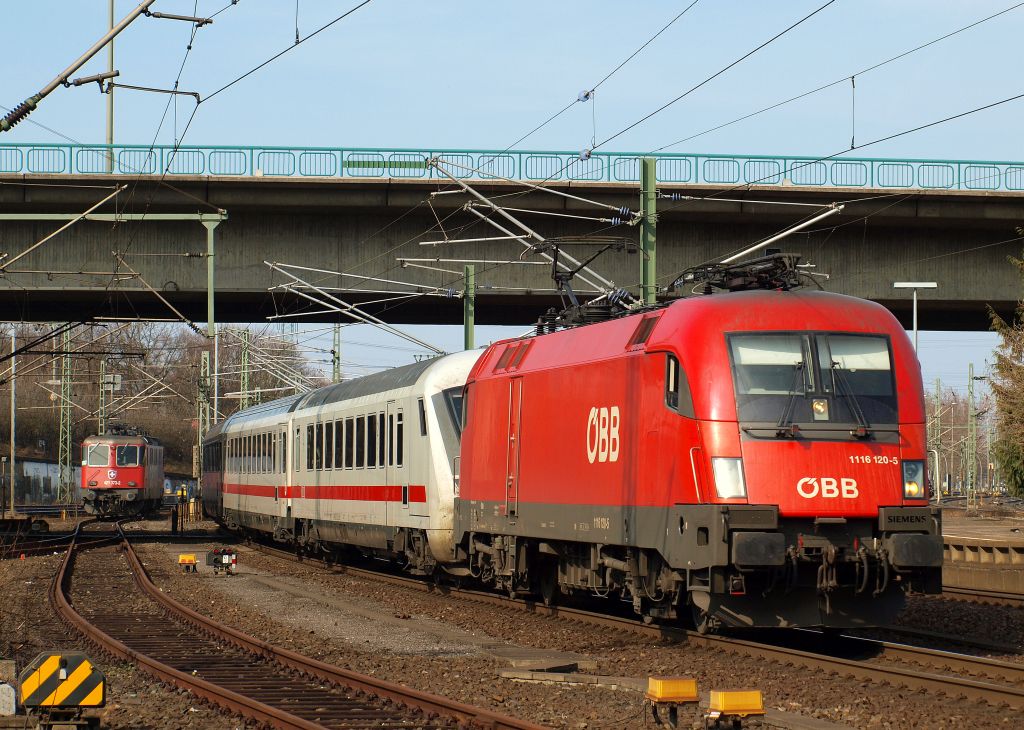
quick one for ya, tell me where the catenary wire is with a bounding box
[652,1,1024,152]
[594,0,839,150]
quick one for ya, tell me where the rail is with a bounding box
[50,524,543,730]
[251,541,1024,710]
[4,142,1024,191]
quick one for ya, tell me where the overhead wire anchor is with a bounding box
[145,11,214,26]
[66,70,120,89]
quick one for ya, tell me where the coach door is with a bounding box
[505,377,523,518]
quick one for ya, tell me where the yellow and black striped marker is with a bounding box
[19,652,105,708]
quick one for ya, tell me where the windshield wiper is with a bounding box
[832,364,871,438]
[775,362,805,437]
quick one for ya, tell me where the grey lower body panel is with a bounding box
[225,508,397,551]
[692,585,907,629]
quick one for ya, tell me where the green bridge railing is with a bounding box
[1,142,1022,191]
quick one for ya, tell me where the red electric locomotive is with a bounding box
[81,427,165,516]
[454,287,941,630]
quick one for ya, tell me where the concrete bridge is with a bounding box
[1,143,1023,329]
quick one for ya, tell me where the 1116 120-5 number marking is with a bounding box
[848,455,899,465]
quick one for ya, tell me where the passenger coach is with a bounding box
[203,351,477,572]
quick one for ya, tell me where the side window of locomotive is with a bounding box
[418,398,426,436]
[665,354,695,418]
[396,411,404,468]
[356,416,366,469]
[87,443,110,467]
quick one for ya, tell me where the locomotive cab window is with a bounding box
[728,332,896,427]
[86,444,110,466]
[116,445,141,467]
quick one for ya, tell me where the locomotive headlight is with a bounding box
[711,458,747,500]
[902,460,926,499]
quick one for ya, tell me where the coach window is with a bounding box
[324,421,334,470]
[388,414,394,466]
[344,418,354,468]
[87,443,110,467]
[315,422,324,470]
[264,433,270,472]
[281,431,287,473]
[396,411,404,468]
[305,425,314,471]
[334,421,343,470]
[665,354,695,418]
[356,416,366,469]
[294,428,301,472]
[367,414,377,468]
[378,413,385,466]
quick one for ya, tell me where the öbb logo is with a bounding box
[797,477,859,499]
[586,406,620,464]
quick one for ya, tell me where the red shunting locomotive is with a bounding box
[455,289,941,630]
[81,427,165,516]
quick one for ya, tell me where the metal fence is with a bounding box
[2,142,1023,191]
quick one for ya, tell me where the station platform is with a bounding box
[940,507,1024,595]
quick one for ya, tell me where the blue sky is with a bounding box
[4,0,1022,392]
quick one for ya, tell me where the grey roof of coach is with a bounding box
[204,357,440,442]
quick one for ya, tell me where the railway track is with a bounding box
[53,523,542,730]
[247,540,1024,711]
[942,585,1024,608]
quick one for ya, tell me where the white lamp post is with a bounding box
[893,282,937,353]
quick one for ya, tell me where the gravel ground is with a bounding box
[135,534,1024,729]
[0,551,246,730]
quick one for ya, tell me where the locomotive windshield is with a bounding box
[86,443,110,466]
[116,444,142,467]
[728,332,897,426]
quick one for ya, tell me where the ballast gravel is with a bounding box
[135,533,1023,730]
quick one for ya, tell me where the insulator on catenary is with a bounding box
[617,206,633,217]
[0,97,39,132]
[660,192,690,201]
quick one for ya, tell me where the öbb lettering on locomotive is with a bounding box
[201,290,942,631]
[586,406,620,464]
